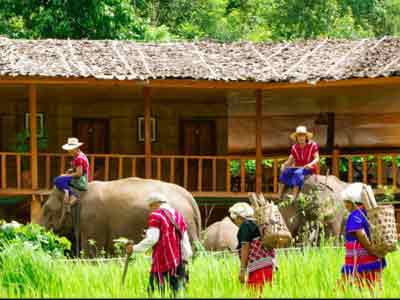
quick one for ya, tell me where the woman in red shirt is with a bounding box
[54,137,91,206]
[278,126,319,201]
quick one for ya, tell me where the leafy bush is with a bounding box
[0,221,71,257]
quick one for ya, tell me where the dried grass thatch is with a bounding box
[1,37,400,84]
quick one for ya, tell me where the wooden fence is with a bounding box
[0,151,399,196]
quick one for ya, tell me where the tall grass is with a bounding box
[0,247,399,298]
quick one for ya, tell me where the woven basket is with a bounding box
[367,205,398,256]
[249,193,292,249]
[361,185,398,256]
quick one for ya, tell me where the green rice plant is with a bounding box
[0,241,61,297]
[0,247,398,298]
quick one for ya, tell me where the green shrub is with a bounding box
[0,221,71,257]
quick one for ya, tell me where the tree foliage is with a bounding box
[0,0,399,41]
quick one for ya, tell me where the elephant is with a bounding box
[278,174,349,245]
[40,177,202,257]
[202,217,238,251]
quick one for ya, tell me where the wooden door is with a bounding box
[181,120,216,191]
[73,119,109,154]
[73,119,110,179]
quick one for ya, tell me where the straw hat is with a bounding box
[290,126,313,141]
[62,137,83,151]
[146,192,168,205]
[229,202,254,219]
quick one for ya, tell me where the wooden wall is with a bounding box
[3,82,400,157]
[227,85,400,153]
[0,85,228,155]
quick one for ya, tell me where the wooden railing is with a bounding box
[0,151,399,196]
[0,152,32,190]
[328,151,400,190]
[37,153,146,189]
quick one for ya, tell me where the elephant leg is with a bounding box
[80,232,90,257]
[80,222,109,258]
[327,219,343,245]
[185,220,203,252]
[72,202,81,257]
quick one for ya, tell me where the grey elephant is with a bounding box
[40,177,202,257]
[203,216,238,251]
[277,174,348,244]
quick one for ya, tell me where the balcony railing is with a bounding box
[0,151,399,196]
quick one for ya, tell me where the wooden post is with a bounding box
[362,155,368,184]
[255,90,263,194]
[273,159,278,193]
[326,112,335,153]
[29,85,40,223]
[144,87,152,179]
[392,154,397,191]
[240,159,246,192]
[332,148,340,178]
[198,159,203,192]
[226,158,231,192]
[347,156,353,183]
[377,155,383,187]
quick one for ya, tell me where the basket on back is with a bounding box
[248,193,292,249]
[362,185,398,256]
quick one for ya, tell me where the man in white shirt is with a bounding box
[127,192,192,295]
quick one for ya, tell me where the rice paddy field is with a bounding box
[1,245,399,298]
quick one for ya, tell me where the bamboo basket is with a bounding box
[362,185,398,256]
[248,193,292,249]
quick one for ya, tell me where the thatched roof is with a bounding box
[1,36,400,84]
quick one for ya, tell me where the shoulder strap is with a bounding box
[161,208,182,239]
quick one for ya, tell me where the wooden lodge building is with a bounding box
[1,36,400,227]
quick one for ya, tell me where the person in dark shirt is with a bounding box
[229,202,276,294]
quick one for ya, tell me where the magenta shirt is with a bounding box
[290,141,319,173]
[148,208,187,274]
[71,151,91,181]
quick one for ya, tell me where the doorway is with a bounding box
[73,118,110,154]
[180,120,216,191]
[73,118,110,179]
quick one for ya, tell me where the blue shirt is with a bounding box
[345,208,370,242]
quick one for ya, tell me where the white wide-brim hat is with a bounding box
[62,137,84,151]
[229,202,254,219]
[146,192,168,205]
[290,126,313,141]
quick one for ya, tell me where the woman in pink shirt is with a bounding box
[54,138,91,205]
[278,126,319,201]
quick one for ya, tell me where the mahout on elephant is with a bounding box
[40,177,202,257]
